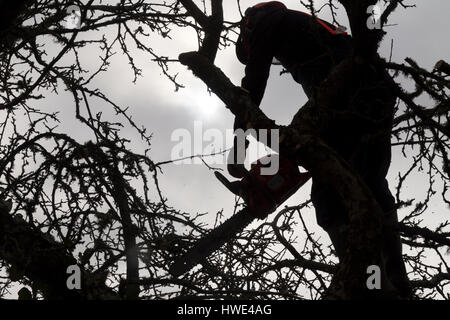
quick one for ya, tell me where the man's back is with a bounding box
[240,7,352,103]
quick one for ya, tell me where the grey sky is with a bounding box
[30,0,450,256]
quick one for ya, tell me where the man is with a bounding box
[232,2,412,298]
[229,1,351,175]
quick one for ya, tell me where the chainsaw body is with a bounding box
[216,154,311,219]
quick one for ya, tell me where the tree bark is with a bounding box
[0,201,119,299]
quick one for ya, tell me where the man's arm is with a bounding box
[241,35,275,107]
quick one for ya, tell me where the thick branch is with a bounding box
[199,0,223,61]
[179,51,277,131]
[411,273,450,289]
[0,203,118,299]
[86,143,140,299]
[179,0,210,29]
[399,224,450,247]
[338,0,384,59]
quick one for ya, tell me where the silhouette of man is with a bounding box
[233,1,411,298]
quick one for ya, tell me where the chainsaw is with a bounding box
[169,150,310,277]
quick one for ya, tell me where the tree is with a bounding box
[0,0,449,300]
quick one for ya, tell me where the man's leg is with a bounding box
[361,136,412,298]
[370,178,412,298]
[312,177,412,298]
[311,181,349,260]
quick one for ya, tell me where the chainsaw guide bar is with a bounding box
[169,207,254,277]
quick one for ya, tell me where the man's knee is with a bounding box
[311,181,349,228]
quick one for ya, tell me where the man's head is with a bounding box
[235,1,287,65]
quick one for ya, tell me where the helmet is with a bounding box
[251,1,287,10]
[236,2,287,65]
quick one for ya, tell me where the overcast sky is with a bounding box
[31,0,450,245]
